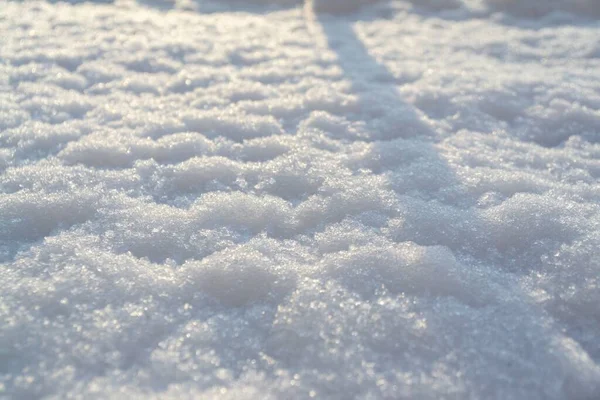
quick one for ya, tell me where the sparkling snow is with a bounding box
[1,0,600,398]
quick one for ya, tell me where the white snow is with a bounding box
[1,0,600,399]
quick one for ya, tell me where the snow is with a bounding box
[1,0,600,398]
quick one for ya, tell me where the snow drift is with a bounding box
[1,0,600,399]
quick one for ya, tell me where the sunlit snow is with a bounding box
[1,0,600,398]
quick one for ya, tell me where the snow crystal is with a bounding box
[1,0,600,399]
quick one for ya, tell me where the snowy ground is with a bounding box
[1,0,600,398]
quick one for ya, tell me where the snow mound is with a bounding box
[1,0,600,399]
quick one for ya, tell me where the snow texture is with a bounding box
[1,0,600,398]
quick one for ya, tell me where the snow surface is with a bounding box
[1,0,600,398]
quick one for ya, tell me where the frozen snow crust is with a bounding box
[1,0,600,398]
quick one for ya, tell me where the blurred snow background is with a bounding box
[1,0,600,398]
